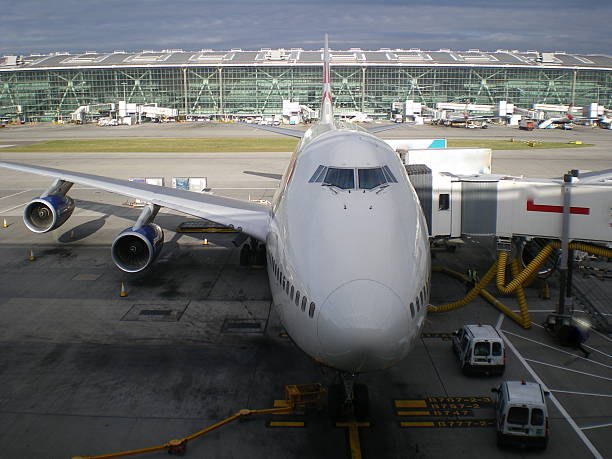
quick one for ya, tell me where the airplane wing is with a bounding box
[0,161,270,241]
[237,122,305,138]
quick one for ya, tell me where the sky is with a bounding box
[1,0,611,56]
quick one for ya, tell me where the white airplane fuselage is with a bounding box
[266,121,430,373]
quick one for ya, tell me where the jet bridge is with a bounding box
[402,149,612,244]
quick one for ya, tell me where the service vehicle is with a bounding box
[519,119,535,130]
[492,380,550,449]
[452,324,505,375]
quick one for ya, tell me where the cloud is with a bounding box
[0,1,610,55]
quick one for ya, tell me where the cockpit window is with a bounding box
[358,168,386,190]
[323,167,354,189]
[310,164,397,191]
[309,165,328,183]
[382,166,398,183]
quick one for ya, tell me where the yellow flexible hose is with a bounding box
[428,240,610,329]
[478,288,525,326]
[428,263,497,312]
[551,241,612,258]
[428,265,526,327]
[511,258,531,328]
[496,246,554,294]
[496,241,612,295]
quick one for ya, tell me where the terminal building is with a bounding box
[0,47,610,121]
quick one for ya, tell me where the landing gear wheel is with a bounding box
[255,245,267,266]
[353,384,369,420]
[239,244,252,266]
[328,384,345,420]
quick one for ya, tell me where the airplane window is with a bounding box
[323,167,354,189]
[301,296,307,311]
[309,165,328,183]
[295,291,300,306]
[309,302,316,318]
[286,282,290,294]
[416,297,421,311]
[282,278,285,290]
[382,165,398,183]
[419,290,424,304]
[358,168,386,190]
[410,302,415,318]
[290,286,294,300]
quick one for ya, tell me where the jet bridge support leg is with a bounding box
[558,171,578,316]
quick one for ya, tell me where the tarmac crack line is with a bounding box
[420,336,449,397]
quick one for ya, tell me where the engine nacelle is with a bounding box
[23,195,75,233]
[111,223,164,273]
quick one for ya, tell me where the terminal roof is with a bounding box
[2,48,611,70]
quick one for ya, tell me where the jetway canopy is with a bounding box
[405,160,612,244]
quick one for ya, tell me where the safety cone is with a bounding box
[28,249,36,261]
[2,218,8,228]
[202,238,209,246]
[120,282,127,297]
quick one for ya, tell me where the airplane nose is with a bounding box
[317,280,412,372]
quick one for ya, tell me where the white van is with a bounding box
[452,324,505,375]
[492,380,550,449]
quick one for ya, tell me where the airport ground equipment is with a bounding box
[404,162,612,243]
[417,157,612,327]
[0,104,22,122]
[71,384,325,459]
[452,324,505,375]
[428,241,612,328]
[70,103,115,123]
[428,264,530,328]
[492,380,550,449]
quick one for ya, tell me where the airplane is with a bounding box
[0,35,430,417]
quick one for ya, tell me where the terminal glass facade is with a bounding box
[1,65,610,121]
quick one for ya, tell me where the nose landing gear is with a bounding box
[328,373,369,421]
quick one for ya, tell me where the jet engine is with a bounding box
[23,195,75,233]
[111,223,164,273]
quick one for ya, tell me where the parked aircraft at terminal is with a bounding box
[0,37,430,394]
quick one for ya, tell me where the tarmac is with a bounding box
[0,122,610,459]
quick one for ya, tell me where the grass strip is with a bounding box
[446,139,592,150]
[2,137,591,152]
[2,137,299,152]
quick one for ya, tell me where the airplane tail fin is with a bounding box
[320,34,333,124]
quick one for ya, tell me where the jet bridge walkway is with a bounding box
[402,147,612,331]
